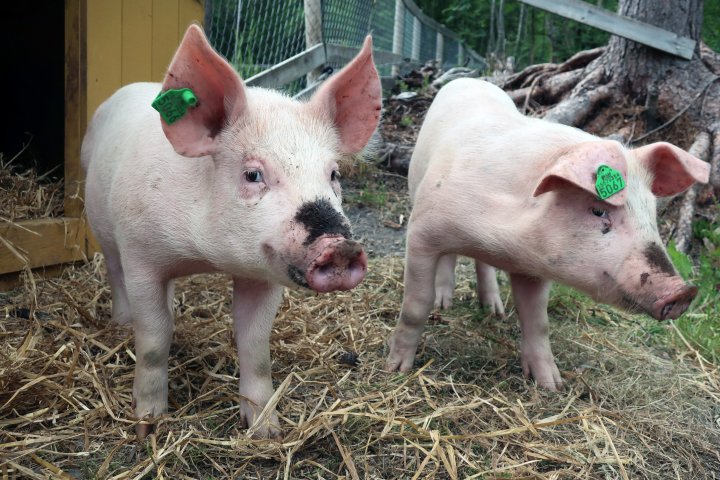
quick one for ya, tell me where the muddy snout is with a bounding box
[305,237,367,292]
[651,284,698,320]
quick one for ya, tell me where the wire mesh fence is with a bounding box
[204,0,486,94]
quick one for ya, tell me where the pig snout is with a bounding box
[651,284,698,320]
[305,237,367,292]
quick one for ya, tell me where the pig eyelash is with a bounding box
[590,206,609,219]
[244,170,264,183]
[331,170,340,181]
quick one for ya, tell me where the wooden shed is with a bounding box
[0,0,204,286]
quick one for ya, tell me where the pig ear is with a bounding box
[631,142,710,197]
[533,141,629,207]
[159,24,246,157]
[309,36,382,154]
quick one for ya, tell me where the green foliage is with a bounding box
[667,241,694,280]
[416,0,719,68]
[703,0,720,52]
[670,215,720,362]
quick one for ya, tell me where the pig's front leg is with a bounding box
[127,274,175,439]
[475,261,505,315]
[232,278,283,439]
[509,273,562,390]
[387,246,438,372]
[434,254,457,309]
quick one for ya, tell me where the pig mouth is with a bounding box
[651,285,698,320]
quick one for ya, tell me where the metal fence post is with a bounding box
[392,0,404,77]
[457,43,464,66]
[304,0,323,83]
[411,15,421,61]
[435,32,444,68]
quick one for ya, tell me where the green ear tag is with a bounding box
[151,88,198,124]
[595,164,625,200]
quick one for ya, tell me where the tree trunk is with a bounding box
[505,0,720,142]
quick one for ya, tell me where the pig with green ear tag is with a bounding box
[386,78,709,390]
[81,25,381,439]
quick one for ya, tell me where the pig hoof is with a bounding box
[523,358,563,391]
[248,420,283,440]
[434,288,454,310]
[135,421,155,440]
[478,293,505,316]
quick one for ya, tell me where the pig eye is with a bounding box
[591,207,608,218]
[244,170,264,183]
[331,170,340,182]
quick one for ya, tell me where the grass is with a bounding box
[665,211,720,363]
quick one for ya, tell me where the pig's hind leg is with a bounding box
[509,273,563,390]
[474,261,505,316]
[103,247,133,325]
[434,254,457,309]
[387,235,439,372]
[232,278,283,439]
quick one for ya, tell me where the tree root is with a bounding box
[543,84,614,126]
[673,131,712,253]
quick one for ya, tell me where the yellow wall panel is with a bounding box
[151,0,179,82]
[122,0,153,84]
[178,0,204,41]
[86,0,122,122]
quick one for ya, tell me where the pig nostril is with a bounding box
[661,302,675,320]
[318,263,334,276]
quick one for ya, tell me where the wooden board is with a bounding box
[64,0,86,218]
[519,0,695,60]
[0,219,86,276]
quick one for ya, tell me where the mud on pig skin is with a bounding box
[81,25,381,439]
[386,78,709,391]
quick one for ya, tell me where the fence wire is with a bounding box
[204,0,486,93]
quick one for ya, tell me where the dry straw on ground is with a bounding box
[1,255,719,479]
[0,150,64,222]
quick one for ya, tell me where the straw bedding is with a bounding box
[1,253,719,479]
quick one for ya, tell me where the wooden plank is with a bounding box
[0,264,67,292]
[0,218,86,275]
[246,44,326,89]
[64,0,85,218]
[151,0,180,82]
[519,0,696,60]
[86,0,122,122]
[122,0,153,84]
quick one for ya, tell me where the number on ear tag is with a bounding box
[595,164,625,200]
[151,88,198,125]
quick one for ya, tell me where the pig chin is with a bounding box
[595,271,697,321]
[612,283,697,321]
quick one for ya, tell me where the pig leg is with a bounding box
[509,273,562,390]
[474,261,505,315]
[387,239,438,372]
[434,254,457,309]
[104,248,132,325]
[126,273,176,439]
[232,278,283,439]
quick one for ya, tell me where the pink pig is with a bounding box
[81,25,381,438]
[386,78,709,390]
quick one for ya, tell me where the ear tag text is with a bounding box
[595,164,625,200]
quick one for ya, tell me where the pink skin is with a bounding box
[386,79,710,391]
[82,26,381,439]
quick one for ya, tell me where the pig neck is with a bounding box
[433,121,600,277]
